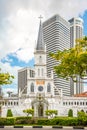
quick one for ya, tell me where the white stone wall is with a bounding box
[1,95,87,117]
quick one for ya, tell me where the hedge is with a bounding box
[37,117,78,126]
[37,119,51,125]
[0,117,15,125]
[0,116,86,126]
[15,116,36,125]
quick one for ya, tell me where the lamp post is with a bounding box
[7,91,13,97]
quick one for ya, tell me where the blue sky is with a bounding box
[81,10,87,35]
[0,0,87,96]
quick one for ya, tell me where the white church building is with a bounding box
[1,19,87,117]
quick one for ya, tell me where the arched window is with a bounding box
[17,102,18,105]
[42,68,44,76]
[39,56,42,63]
[47,83,51,92]
[38,69,40,76]
[30,83,34,92]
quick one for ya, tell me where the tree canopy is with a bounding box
[45,110,58,118]
[23,109,34,117]
[49,36,87,82]
[0,69,14,85]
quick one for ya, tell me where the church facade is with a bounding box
[17,19,62,117]
[1,19,87,117]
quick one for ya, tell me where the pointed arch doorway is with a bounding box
[38,104,43,117]
[31,94,49,117]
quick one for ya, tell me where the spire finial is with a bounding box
[36,15,44,51]
[38,15,43,22]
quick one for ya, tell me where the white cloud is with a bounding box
[0,60,21,75]
[0,9,41,62]
[0,0,87,63]
[44,0,87,20]
[15,47,34,63]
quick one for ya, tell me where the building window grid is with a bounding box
[62,101,87,106]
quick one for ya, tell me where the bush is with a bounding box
[0,117,15,125]
[0,116,87,126]
[37,117,78,126]
[6,117,15,125]
[77,111,87,126]
[37,119,51,125]
[68,109,73,117]
[15,116,36,125]
[0,118,6,125]
[15,116,32,120]
[7,109,13,117]
[60,117,78,126]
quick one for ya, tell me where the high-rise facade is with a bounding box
[68,17,83,48]
[43,14,71,96]
[68,17,84,95]
[18,67,35,96]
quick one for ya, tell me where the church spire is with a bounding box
[36,16,45,51]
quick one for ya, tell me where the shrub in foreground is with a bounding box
[0,117,15,125]
[0,116,87,126]
[7,109,13,117]
[15,116,36,125]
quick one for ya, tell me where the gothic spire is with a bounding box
[36,16,45,51]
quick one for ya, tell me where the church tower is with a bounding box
[34,18,49,95]
[34,18,46,79]
[27,17,55,98]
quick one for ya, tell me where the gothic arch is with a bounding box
[39,56,42,63]
[30,83,34,92]
[47,83,51,92]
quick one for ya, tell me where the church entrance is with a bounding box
[31,94,49,117]
[38,104,43,117]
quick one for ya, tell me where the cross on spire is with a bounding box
[38,15,43,21]
[36,15,45,51]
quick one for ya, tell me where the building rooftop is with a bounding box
[74,91,87,97]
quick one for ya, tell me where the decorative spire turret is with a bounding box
[36,15,45,51]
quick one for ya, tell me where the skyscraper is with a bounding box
[43,14,70,96]
[68,17,84,95]
[68,17,83,48]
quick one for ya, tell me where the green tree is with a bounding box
[0,69,14,85]
[45,110,58,118]
[68,109,73,117]
[49,36,87,83]
[0,69,14,117]
[77,110,86,118]
[77,110,87,125]
[7,109,13,117]
[23,109,34,117]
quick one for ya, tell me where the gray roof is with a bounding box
[36,20,45,51]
